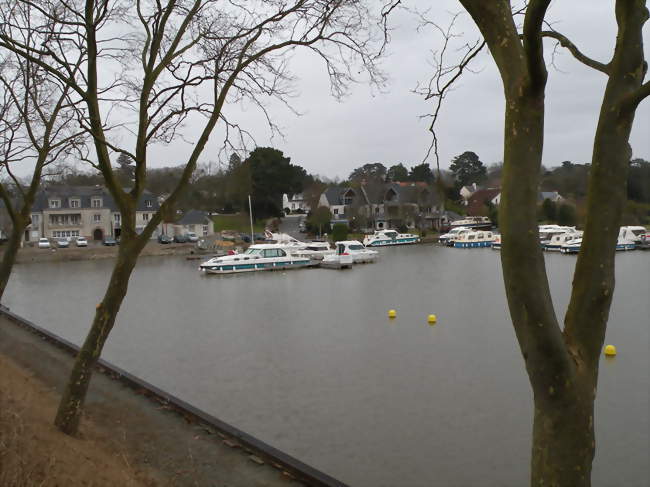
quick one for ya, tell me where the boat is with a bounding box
[264,232,308,251]
[320,243,354,269]
[291,241,334,260]
[199,244,312,274]
[544,230,583,251]
[363,229,420,247]
[491,234,502,250]
[439,226,470,245]
[538,225,577,245]
[560,228,641,254]
[453,230,496,248]
[334,240,378,263]
[637,232,650,250]
[449,216,492,230]
[619,226,647,247]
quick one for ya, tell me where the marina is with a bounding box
[4,244,647,487]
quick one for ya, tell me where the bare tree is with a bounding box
[415,1,650,485]
[1,0,383,435]
[0,3,83,300]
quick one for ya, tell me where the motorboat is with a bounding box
[363,229,420,247]
[538,225,577,245]
[453,230,496,248]
[291,241,334,260]
[334,240,378,263]
[560,228,640,254]
[199,244,312,274]
[491,234,502,250]
[264,232,308,251]
[443,227,472,247]
[544,230,583,251]
[320,242,354,269]
[439,226,469,245]
[449,216,492,230]
[637,232,650,250]
[619,226,647,247]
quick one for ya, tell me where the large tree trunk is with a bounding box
[0,220,26,301]
[54,239,142,435]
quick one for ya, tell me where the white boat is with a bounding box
[560,228,640,254]
[620,226,647,247]
[335,240,378,263]
[199,244,312,274]
[265,232,308,251]
[320,243,354,269]
[291,241,334,260]
[453,230,495,248]
[544,230,583,251]
[491,234,502,250]
[439,226,470,245]
[450,216,492,230]
[363,229,420,247]
[539,225,577,245]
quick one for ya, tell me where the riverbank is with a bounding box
[0,311,331,487]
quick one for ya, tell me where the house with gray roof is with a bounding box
[26,185,162,242]
[171,210,214,238]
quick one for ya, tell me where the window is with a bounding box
[333,208,339,215]
[145,200,152,208]
[202,225,208,236]
[142,213,149,221]
[69,198,80,208]
[49,199,61,209]
[93,214,101,223]
[114,213,121,222]
[31,214,40,225]
[91,198,102,208]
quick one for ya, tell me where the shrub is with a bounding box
[557,204,577,226]
[331,223,348,242]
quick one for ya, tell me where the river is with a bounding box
[5,245,648,486]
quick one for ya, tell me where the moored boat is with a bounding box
[320,242,354,269]
[199,244,312,274]
[453,230,495,248]
[291,241,334,260]
[491,234,502,250]
[449,216,492,230]
[363,229,420,247]
[544,230,583,251]
[439,226,469,245]
[335,240,378,263]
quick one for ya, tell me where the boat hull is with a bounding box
[453,241,493,248]
[365,237,420,247]
[202,259,312,274]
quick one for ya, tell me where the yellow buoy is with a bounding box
[388,309,396,319]
[604,344,617,356]
[427,314,437,325]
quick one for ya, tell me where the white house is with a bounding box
[172,210,214,237]
[282,193,310,213]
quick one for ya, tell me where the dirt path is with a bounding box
[0,314,307,487]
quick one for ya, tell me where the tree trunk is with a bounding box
[54,239,141,435]
[0,220,26,301]
[530,378,596,487]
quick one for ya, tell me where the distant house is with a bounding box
[466,188,501,216]
[282,193,310,213]
[491,190,564,206]
[172,210,214,237]
[27,185,161,242]
[460,183,482,205]
[318,186,362,225]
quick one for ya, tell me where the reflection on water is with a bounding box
[6,246,648,486]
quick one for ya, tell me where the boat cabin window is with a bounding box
[244,248,262,255]
[262,248,286,258]
[385,231,397,237]
[348,244,364,250]
[467,235,475,240]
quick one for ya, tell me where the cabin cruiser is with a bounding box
[363,229,420,247]
[320,242,355,269]
[538,225,577,245]
[544,230,583,251]
[199,244,311,274]
[264,232,308,251]
[453,230,496,248]
[291,241,334,260]
[491,234,502,250]
[619,226,647,247]
[449,216,492,230]
[560,227,640,254]
[439,226,469,245]
[333,240,378,263]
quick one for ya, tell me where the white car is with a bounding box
[38,238,51,249]
[75,237,88,247]
[186,232,199,242]
[56,238,70,248]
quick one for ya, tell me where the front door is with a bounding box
[93,228,103,241]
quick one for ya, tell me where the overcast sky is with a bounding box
[49,1,650,179]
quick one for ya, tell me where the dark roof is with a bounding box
[177,209,210,225]
[467,188,501,215]
[322,186,359,205]
[32,186,159,212]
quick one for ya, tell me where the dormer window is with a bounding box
[91,197,103,208]
[49,199,61,209]
[145,199,152,208]
[69,198,80,208]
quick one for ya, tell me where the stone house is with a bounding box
[26,185,161,242]
[171,210,214,238]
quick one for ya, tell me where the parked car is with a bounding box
[102,237,117,246]
[38,237,51,249]
[158,234,172,244]
[173,234,188,243]
[186,232,199,242]
[56,238,70,248]
[75,237,88,247]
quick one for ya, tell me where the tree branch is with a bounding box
[540,30,610,74]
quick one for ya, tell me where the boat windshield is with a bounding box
[348,244,365,250]
[244,248,262,255]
